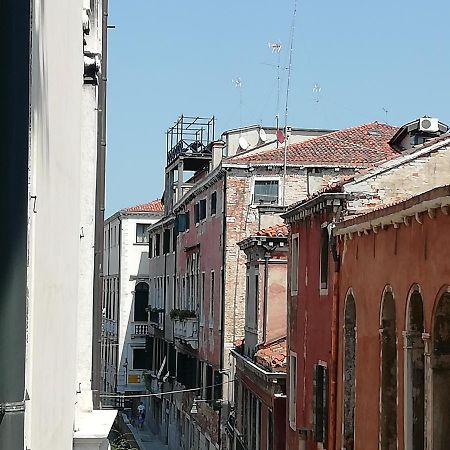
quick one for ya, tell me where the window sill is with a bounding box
[319,288,329,296]
[134,242,149,246]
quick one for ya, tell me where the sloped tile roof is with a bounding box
[122,199,163,213]
[254,338,287,372]
[256,223,289,237]
[226,123,399,166]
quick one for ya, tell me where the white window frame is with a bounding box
[289,351,298,430]
[251,176,282,206]
[209,270,215,329]
[291,233,299,296]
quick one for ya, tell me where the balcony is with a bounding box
[173,317,199,349]
[133,323,148,336]
[102,318,117,335]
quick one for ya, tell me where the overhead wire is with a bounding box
[99,378,235,399]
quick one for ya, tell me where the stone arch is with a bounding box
[343,289,356,450]
[379,287,397,450]
[431,288,450,450]
[134,281,149,322]
[404,285,424,450]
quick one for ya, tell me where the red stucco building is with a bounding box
[334,185,450,450]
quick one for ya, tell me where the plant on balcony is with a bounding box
[169,308,197,321]
[145,306,164,313]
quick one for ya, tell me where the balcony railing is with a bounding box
[173,317,199,349]
[133,324,148,336]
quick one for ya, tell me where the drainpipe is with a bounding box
[262,251,270,344]
[329,214,341,450]
[92,0,109,409]
[219,171,227,449]
[0,2,29,447]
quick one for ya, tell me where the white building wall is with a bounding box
[26,0,83,448]
[26,0,115,448]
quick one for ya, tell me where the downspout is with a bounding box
[91,0,108,409]
[0,1,29,447]
[329,210,341,450]
[262,251,270,344]
[116,216,122,393]
[219,172,227,448]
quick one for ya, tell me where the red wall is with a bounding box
[335,209,450,449]
[178,178,224,367]
[287,210,334,450]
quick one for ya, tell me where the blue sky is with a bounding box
[106,0,450,215]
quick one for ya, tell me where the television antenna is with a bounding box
[232,77,243,131]
[382,107,389,124]
[313,83,321,103]
[282,0,298,207]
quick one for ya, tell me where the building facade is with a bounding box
[101,200,163,399]
[145,117,405,449]
[282,121,450,450]
[2,0,116,449]
[334,185,450,450]
[231,224,289,450]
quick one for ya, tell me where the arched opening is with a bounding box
[432,291,450,450]
[404,289,424,450]
[380,290,397,450]
[134,282,149,322]
[343,292,356,450]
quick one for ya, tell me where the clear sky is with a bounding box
[106,0,450,215]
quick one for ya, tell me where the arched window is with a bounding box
[404,288,424,450]
[134,282,149,322]
[343,292,356,450]
[432,291,450,450]
[380,289,397,450]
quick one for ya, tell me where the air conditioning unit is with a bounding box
[419,117,439,133]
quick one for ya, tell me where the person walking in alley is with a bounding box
[137,401,146,429]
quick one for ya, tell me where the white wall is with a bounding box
[26,0,84,448]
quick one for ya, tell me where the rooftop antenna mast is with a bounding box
[267,42,282,133]
[232,77,243,133]
[282,0,298,207]
[382,107,389,124]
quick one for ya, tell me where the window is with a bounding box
[211,191,217,215]
[155,233,161,256]
[136,223,149,243]
[194,203,200,224]
[291,234,299,295]
[253,179,279,204]
[186,210,190,230]
[289,352,297,430]
[148,235,153,258]
[134,282,149,321]
[199,199,207,220]
[320,226,329,291]
[163,229,171,254]
[209,271,215,327]
[133,348,150,370]
[313,363,328,444]
[172,227,177,251]
[200,273,205,326]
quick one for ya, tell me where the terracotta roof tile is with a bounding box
[254,338,287,372]
[226,122,399,166]
[256,223,289,237]
[122,199,163,213]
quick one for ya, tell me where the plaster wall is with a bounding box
[286,210,333,450]
[26,0,84,447]
[345,143,450,212]
[116,216,158,392]
[336,209,450,450]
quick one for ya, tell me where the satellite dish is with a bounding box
[238,136,249,150]
[259,128,267,143]
[276,129,285,144]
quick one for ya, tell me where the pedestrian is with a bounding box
[137,401,145,429]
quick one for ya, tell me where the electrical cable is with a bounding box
[99,378,235,399]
